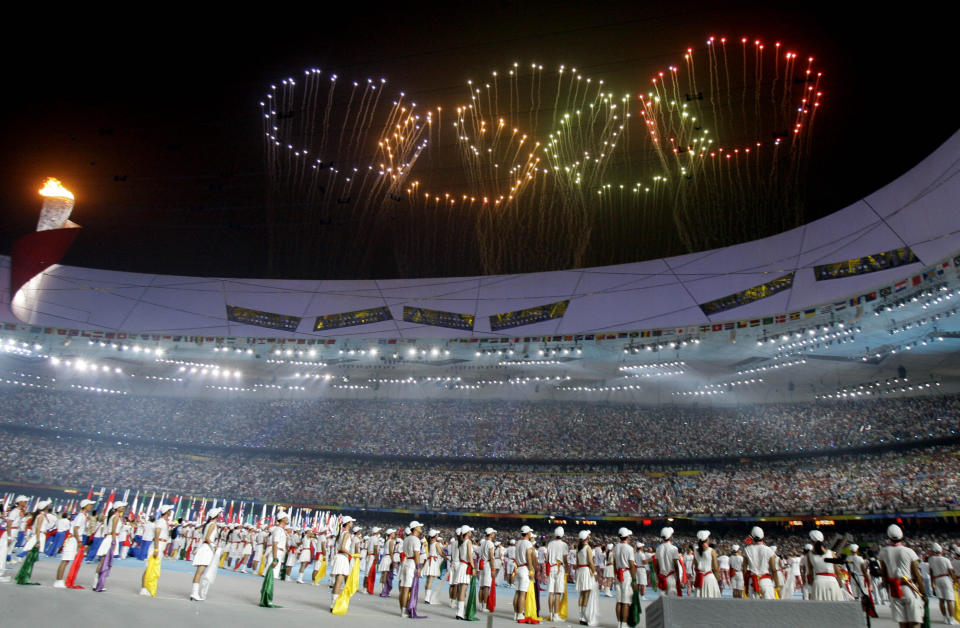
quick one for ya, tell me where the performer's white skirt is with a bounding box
[241,543,252,556]
[192,543,215,566]
[603,564,614,578]
[576,567,595,592]
[732,571,744,589]
[378,555,392,573]
[96,537,114,557]
[331,554,351,576]
[636,566,648,586]
[423,557,441,577]
[455,562,470,585]
[61,536,79,562]
[481,565,493,588]
[812,575,844,601]
[696,573,721,598]
[298,548,312,562]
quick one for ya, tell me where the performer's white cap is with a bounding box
[803,543,813,551]
[520,525,534,535]
[554,526,564,537]
[485,528,496,535]
[276,510,290,521]
[36,499,51,510]
[403,528,410,535]
[15,495,28,503]
[79,499,95,508]
[341,516,355,524]
[159,504,174,515]
[849,544,859,552]
[769,545,777,554]
[887,524,903,540]
[429,529,440,537]
[660,526,674,539]
[932,543,943,553]
[455,526,463,535]
[460,525,473,534]
[355,526,363,533]
[731,544,740,552]
[696,530,710,541]
[510,539,516,545]
[409,521,423,529]
[372,526,381,533]
[750,526,764,540]
[809,530,824,542]
[207,507,223,518]
[112,501,127,509]
[386,528,396,535]
[606,543,613,550]
[618,527,632,538]
[578,530,591,540]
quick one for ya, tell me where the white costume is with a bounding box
[612,541,635,604]
[878,543,923,624]
[694,547,720,598]
[808,551,843,601]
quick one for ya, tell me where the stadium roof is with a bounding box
[1,131,958,402]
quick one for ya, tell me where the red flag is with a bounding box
[366,560,376,594]
[487,579,496,611]
[64,548,86,588]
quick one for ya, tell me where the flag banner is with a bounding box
[314,307,392,331]
[489,300,569,331]
[402,306,475,331]
[699,273,795,316]
[814,246,917,281]
[226,305,301,332]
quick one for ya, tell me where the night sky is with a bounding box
[1,3,954,279]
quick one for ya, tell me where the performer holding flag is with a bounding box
[54,499,95,588]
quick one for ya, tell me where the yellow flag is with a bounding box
[953,583,960,622]
[143,554,162,597]
[524,584,545,622]
[332,554,361,615]
[558,587,568,620]
[313,557,326,584]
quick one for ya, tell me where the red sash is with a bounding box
[616,568,627,583]
[461,560,473,575]
[695,570,711,588]
[888,578,904,599]
[479,559,485,570]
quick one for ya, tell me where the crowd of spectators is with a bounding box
[1,429,956,517]
[0,388,957,460]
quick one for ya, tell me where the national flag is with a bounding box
[804,309,816,318]
[912,275,922,286]
[880,286,892,297]
[712,324,723,332]
[724,322,735,330]
[864,292,877,302]
[849,297,861,307]
[749,319,761,327]
[775,315,786,323]
[834,301,847,312]
[762,317,774,325]
[737,321,747,328]
[895,280,907,293]
[819,305,832,315]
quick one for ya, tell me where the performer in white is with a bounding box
[928,543,957,625]
[189,507,222,602]
[505,539,517,588]
[269,511,289,579]
[612,528,638,628]
[717,549,730,593]
[53,499,94,587]
[545,526,569,621]
[877,524,924,628]
[454,525,475,620]
[635,543,649,599]
[296,528,313,583]
[693,530,720,598]
[139,504,173,596]
[575,530,598,626]
[513,525,538,622]
[329,515,356,610]
[423,530,443,603]
[654,527,681,597]
[743,526,778,599]
[379,528,397,594]
[848,544,867,601]
[805,530,843,601]
[728,544,745,599]
[478,528,497,611]
[399,520,423,618]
